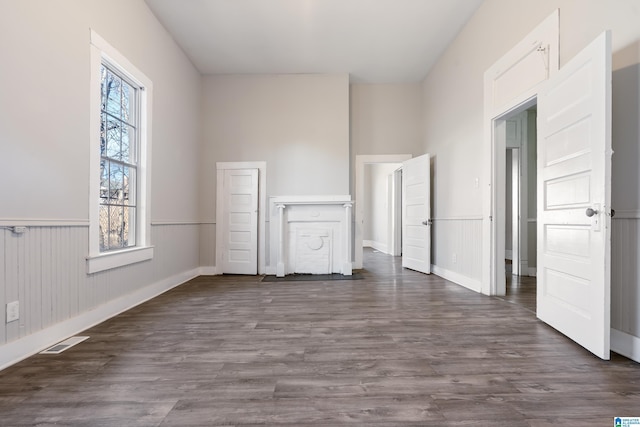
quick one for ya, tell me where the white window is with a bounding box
[87,30,153,274]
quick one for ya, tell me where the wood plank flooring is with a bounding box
[1,249,639,426]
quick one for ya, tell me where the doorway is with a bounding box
[362,163,402,258]
[485,19,612,359]
[354,154,412,270]
[503,108,538,312]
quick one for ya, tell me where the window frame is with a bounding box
[87,30,153,274]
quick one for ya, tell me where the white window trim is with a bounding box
[87,29,153,274]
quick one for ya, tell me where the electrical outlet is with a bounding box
[6,301,19,323]
[452,253,457,264]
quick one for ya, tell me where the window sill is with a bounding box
[86,246,154,274]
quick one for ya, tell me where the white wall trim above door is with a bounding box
[354,154,412,269]
[482,10,559,296]
[215,161,266,275]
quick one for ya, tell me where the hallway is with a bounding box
[0,249,638,426]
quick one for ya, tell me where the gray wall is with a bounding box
[421,0,640,351]
[199,74,350,269]
[0,0,202,367]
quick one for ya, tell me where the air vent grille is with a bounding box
[40,336,90,354]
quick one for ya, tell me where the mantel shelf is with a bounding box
[271,195,352,206]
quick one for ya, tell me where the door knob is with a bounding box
[585,207,598,217]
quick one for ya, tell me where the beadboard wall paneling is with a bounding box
[0,224,200,348]
[431,218,483,291]
[611,217,640,337]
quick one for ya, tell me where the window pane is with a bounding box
[104,70,122,118]
[109,163,124,202]
[100,65,107,112]
[127,167,137,207]
[108,205,125,249]
[122,166,130,205]
[124,206,136,247]
[100,113,107,157]
[122,83,136,125]
[100,160,109,202]
[121,125,136,163]
[99,204,109,251]
[105,116,122,160]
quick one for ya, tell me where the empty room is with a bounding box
[2,0,640,425]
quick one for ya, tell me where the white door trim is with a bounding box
[482,10,559,295]
[216,161,267,274]
[354,154,412,269]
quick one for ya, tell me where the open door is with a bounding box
[537,31,612,359]
[221,168,259,275]
[402,154,431,274]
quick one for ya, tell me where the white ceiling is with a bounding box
[144,0,483,83]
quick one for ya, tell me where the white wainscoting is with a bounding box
[0,223,201,370]
[611,216,640,362]
[431,217,483,292]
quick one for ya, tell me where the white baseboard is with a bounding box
[0,268,200,372]
[431,265,482,293]
[363,240,374,248]
[611,328,640,363]
[198,266,218,276]
[367,240,389,254]
[528,267,537,277]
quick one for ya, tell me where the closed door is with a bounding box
[537,31,611,359]
[402,154,431,274]
[222,169,258,275]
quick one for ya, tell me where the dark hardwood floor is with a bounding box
[501,271,537,313]
[1,249,638,426]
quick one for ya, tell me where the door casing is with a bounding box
[482,10,559,295]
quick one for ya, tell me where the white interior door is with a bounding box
[537,31,611,359]
[222,169,258,275]
[402,154,431,274]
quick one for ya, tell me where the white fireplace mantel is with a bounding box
[270,195,353,277]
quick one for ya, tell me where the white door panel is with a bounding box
[222,169,258,275]
[537,31,611,359]
[402,154,431,274]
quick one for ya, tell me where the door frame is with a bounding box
[354,154,412,269]
[388,168,403,257]
[482,10,559,295]
[216,161,267,274]
[507,147,520,276]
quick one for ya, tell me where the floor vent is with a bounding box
[40,336,90,354]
